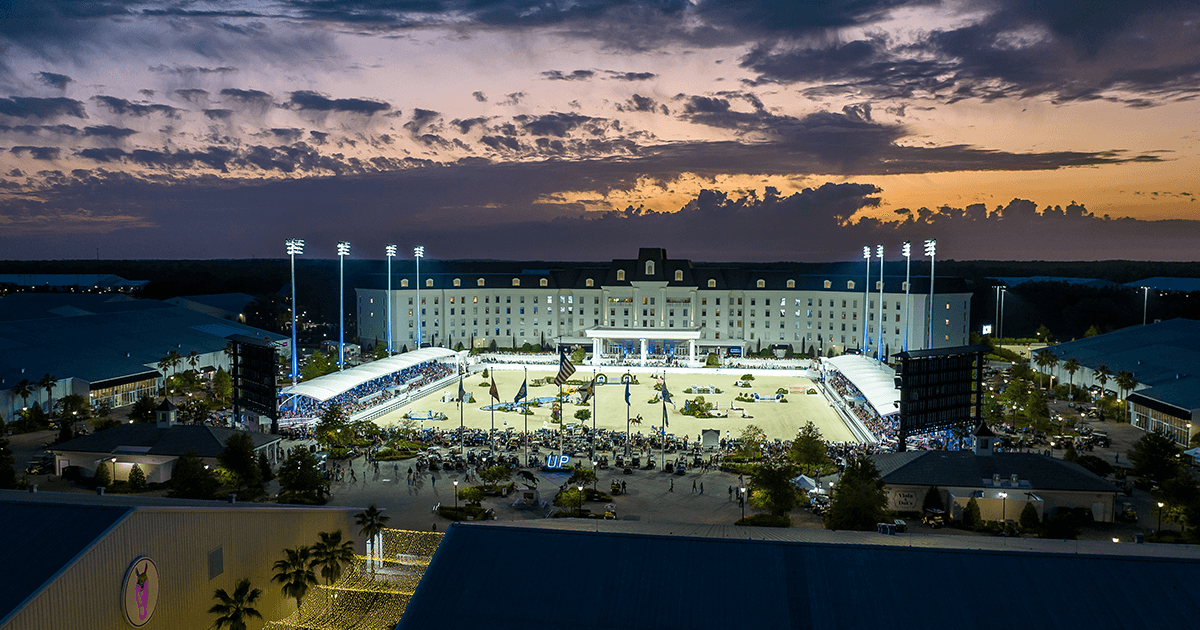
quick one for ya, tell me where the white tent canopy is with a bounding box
[282,347,457,403]
[824,355,899,417]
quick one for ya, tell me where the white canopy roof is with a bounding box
[282,347,457,403]
[825,355,900,417]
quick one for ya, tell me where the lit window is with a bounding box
[477,278,485,286]
[675,270,683,281]
[823,280,831,289]
[708,279,716,288]
[617,270,626,281]
[453,278,461,287]
[513,278,520,287]
[787,279,795,288]
[540,278,548,287]
[426,279,433,287]
[646,261,655,275]
[847,281,855,290]
[757,279,765,288]
[586,278,594,287]
[401,279,409,288]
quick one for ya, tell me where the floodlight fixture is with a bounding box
[285,238,304,386]
[386,244,397,355]
[337,241,350,370]
[902,241,911,351]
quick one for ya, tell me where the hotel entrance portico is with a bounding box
[586,327,703,367]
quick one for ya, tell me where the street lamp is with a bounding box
[386,244,397,355]
[454,479,459,512]
[739,486,746,521]
[862,246,871,354]
[998,491,1007,523]
[592,460,598,492]
[577,484,584,518]
[1158,501,1164,536]
[875,244,884,361]
[902,241,911,352]
[336,241,351,370]
[924,238,936,349]
[414,246,424,348]
[285,238,304,386]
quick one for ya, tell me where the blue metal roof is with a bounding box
[0,501,132,625]
[398,523,1200,630]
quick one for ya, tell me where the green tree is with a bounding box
[567,464,597,488]
[213,367,233,402]
[355,504,391,573]
[738,424,767,458]
[789,421,831,475]
[1130,430,1183,486]
[38,373,58,418]
[458,486,484,505]
[0,435,17,489]
[824,456,889,531]
[962,497,982,530]
[271,546,317,610]
[316,404,350,448]
[310,530,355,585]
[1084,325,1101,337]
[1062,358,1080,398]
[208,578,263,630]
[218,433,262,493]
[13,378,34,411]
[301,351,335,381]
[169,450,219,500]
[574,409,591,421]
[1019,502,1041,531]
[570,347,586,364]
[478,465,511,489]
[1094,364,1111,394]
[1033,350,1056,389]
[1034,324,1053,343]
[129,395,158,423]
[277,448,328,504]
[93,459,112,487]
[750,458,801,516]
[128,463,147,491]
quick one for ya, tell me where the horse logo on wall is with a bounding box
[122,557,160,627]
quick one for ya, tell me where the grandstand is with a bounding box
[819,355,901,447]
[279,348,461,424]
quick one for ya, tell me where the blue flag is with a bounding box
[457,379,466,403]
[514,378,527,404]
[661,381,673,406]
[663,403,669,428]
[624,382,630,406]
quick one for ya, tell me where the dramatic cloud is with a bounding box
[9,146,60,161]
[287,91,391,115]
[542,70,595,81]
[0,97,87,119]
[36,72,73,90]
[91,96,180,118]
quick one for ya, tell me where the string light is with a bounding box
[264,529,444,630]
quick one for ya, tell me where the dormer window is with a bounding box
[540,278,548,287]
[453,278,461,287]
[707,279,716,288]
[426,279,433,287]
[675,270,683,281]
[787,279,795,288]
[513,278,521,287]
[617,270,626,281]
[823,280,831,289]
[401,279,409,288]
[876,281,882,290]
[756,279,765,288]
[901,281,908,291]
[586,278,594,287]
[477,278,485,286]
[646,261,655,276]
[847,281,855,290]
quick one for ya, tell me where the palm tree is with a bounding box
[38,373,58,418]
[355,504,391,573]
[208,578,263,630]
[1115,371,1138,416]
[271,546,317,611]
[1095,365,1112,396]
[13,378,33,413]
[1033,350,1056,390]
[186,349,201,373]
[309,530,355,585]
[167,350,183,376]
[1063,358,1080,399]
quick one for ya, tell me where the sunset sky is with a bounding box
[1,0,1198,261]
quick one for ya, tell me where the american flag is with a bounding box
[489,376,499,400]
[553,350,576,386]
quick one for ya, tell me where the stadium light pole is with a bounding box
[1142,286,1150,325]
[993,285,1003,339]
[902,241,911,352]
[862,246,870,354]
[999,287,1007,341]
[414,246,424,349]
[285,238,304,386]
[337,241,351,370]
[386,244,397,355]
[924,239,936,349]
[876,244,884,361]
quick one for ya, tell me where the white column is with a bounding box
[689,339,696,365]
[640,338,647,366]
[593,338,602,365]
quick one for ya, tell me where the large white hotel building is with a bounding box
[356,248,970,365]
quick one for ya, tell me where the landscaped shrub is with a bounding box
[735,513,789,527]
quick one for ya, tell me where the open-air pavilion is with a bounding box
[585,327,708,367]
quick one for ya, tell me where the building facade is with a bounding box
[357,248,971,363]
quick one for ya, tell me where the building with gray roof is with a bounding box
[1036,318,1200,445]
[165,293,256,322]
[0,293,287,420]
[0,273,148,292]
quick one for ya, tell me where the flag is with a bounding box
[457,379,466,403]
[660,381,673,406]
[624,382,630,406]
[553,350,576,386]
[662,403,669,428]
[489,376,499,401]
[579,376,596,404]
[514,378,527,404]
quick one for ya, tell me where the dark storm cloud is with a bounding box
[480,135,523,152]
[83,125,138,138]
[450,117,488,134]
[606,71,656,81]
[36,72,73,90]
[0,96,87,119]
[515,112,608,137]
[204,109,235,120]
[9,146,61,161]
[92,96,181,118]
[267,128,305,142]
[542,70,595,81]
[286,91,392,115]
[174,89,210,105]
[472,91,488,102]
[616,94,669,114]
[404,109,441,135]
[0,123,80,136]
[219,88,274,106]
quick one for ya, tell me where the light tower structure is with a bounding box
[876,244,884,361]
[862,246,871,354]
[902,241,911,352]
[924,238,937,349]
[286,238,304,386]
[337,240,351,370]
[386,244,397,355]
[414,245,425,348]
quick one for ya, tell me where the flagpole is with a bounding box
[523,367,528,467]
[459,372,464,457]
[660,377,665,472]
[592,375,597,463]
[625,382,630,460]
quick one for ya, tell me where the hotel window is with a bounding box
[757,279,765,288]
[401,279,409,288]
[586,278,594,287]
[787,279,795,288]
[426,279,433,287]
[513,278,520,286]
[708,279,716,288]
[617,270,626,281]
[541,278,548,287]
[477,278,485,286]
[847,281,855,290]
[675,270,683,281]
[453,278,461,287]
[646,261,655,275]
[823,280,831,288]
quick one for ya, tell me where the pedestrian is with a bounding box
[699,482,704,495]
[1114,453,1119,463]
[431,476,436,487]
[621,480,627,493]
[728,486,733,501]
[692,480,697,493]
[669,479,674,492]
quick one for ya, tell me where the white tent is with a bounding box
[281,347,457,402]
[825,354,900,417]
